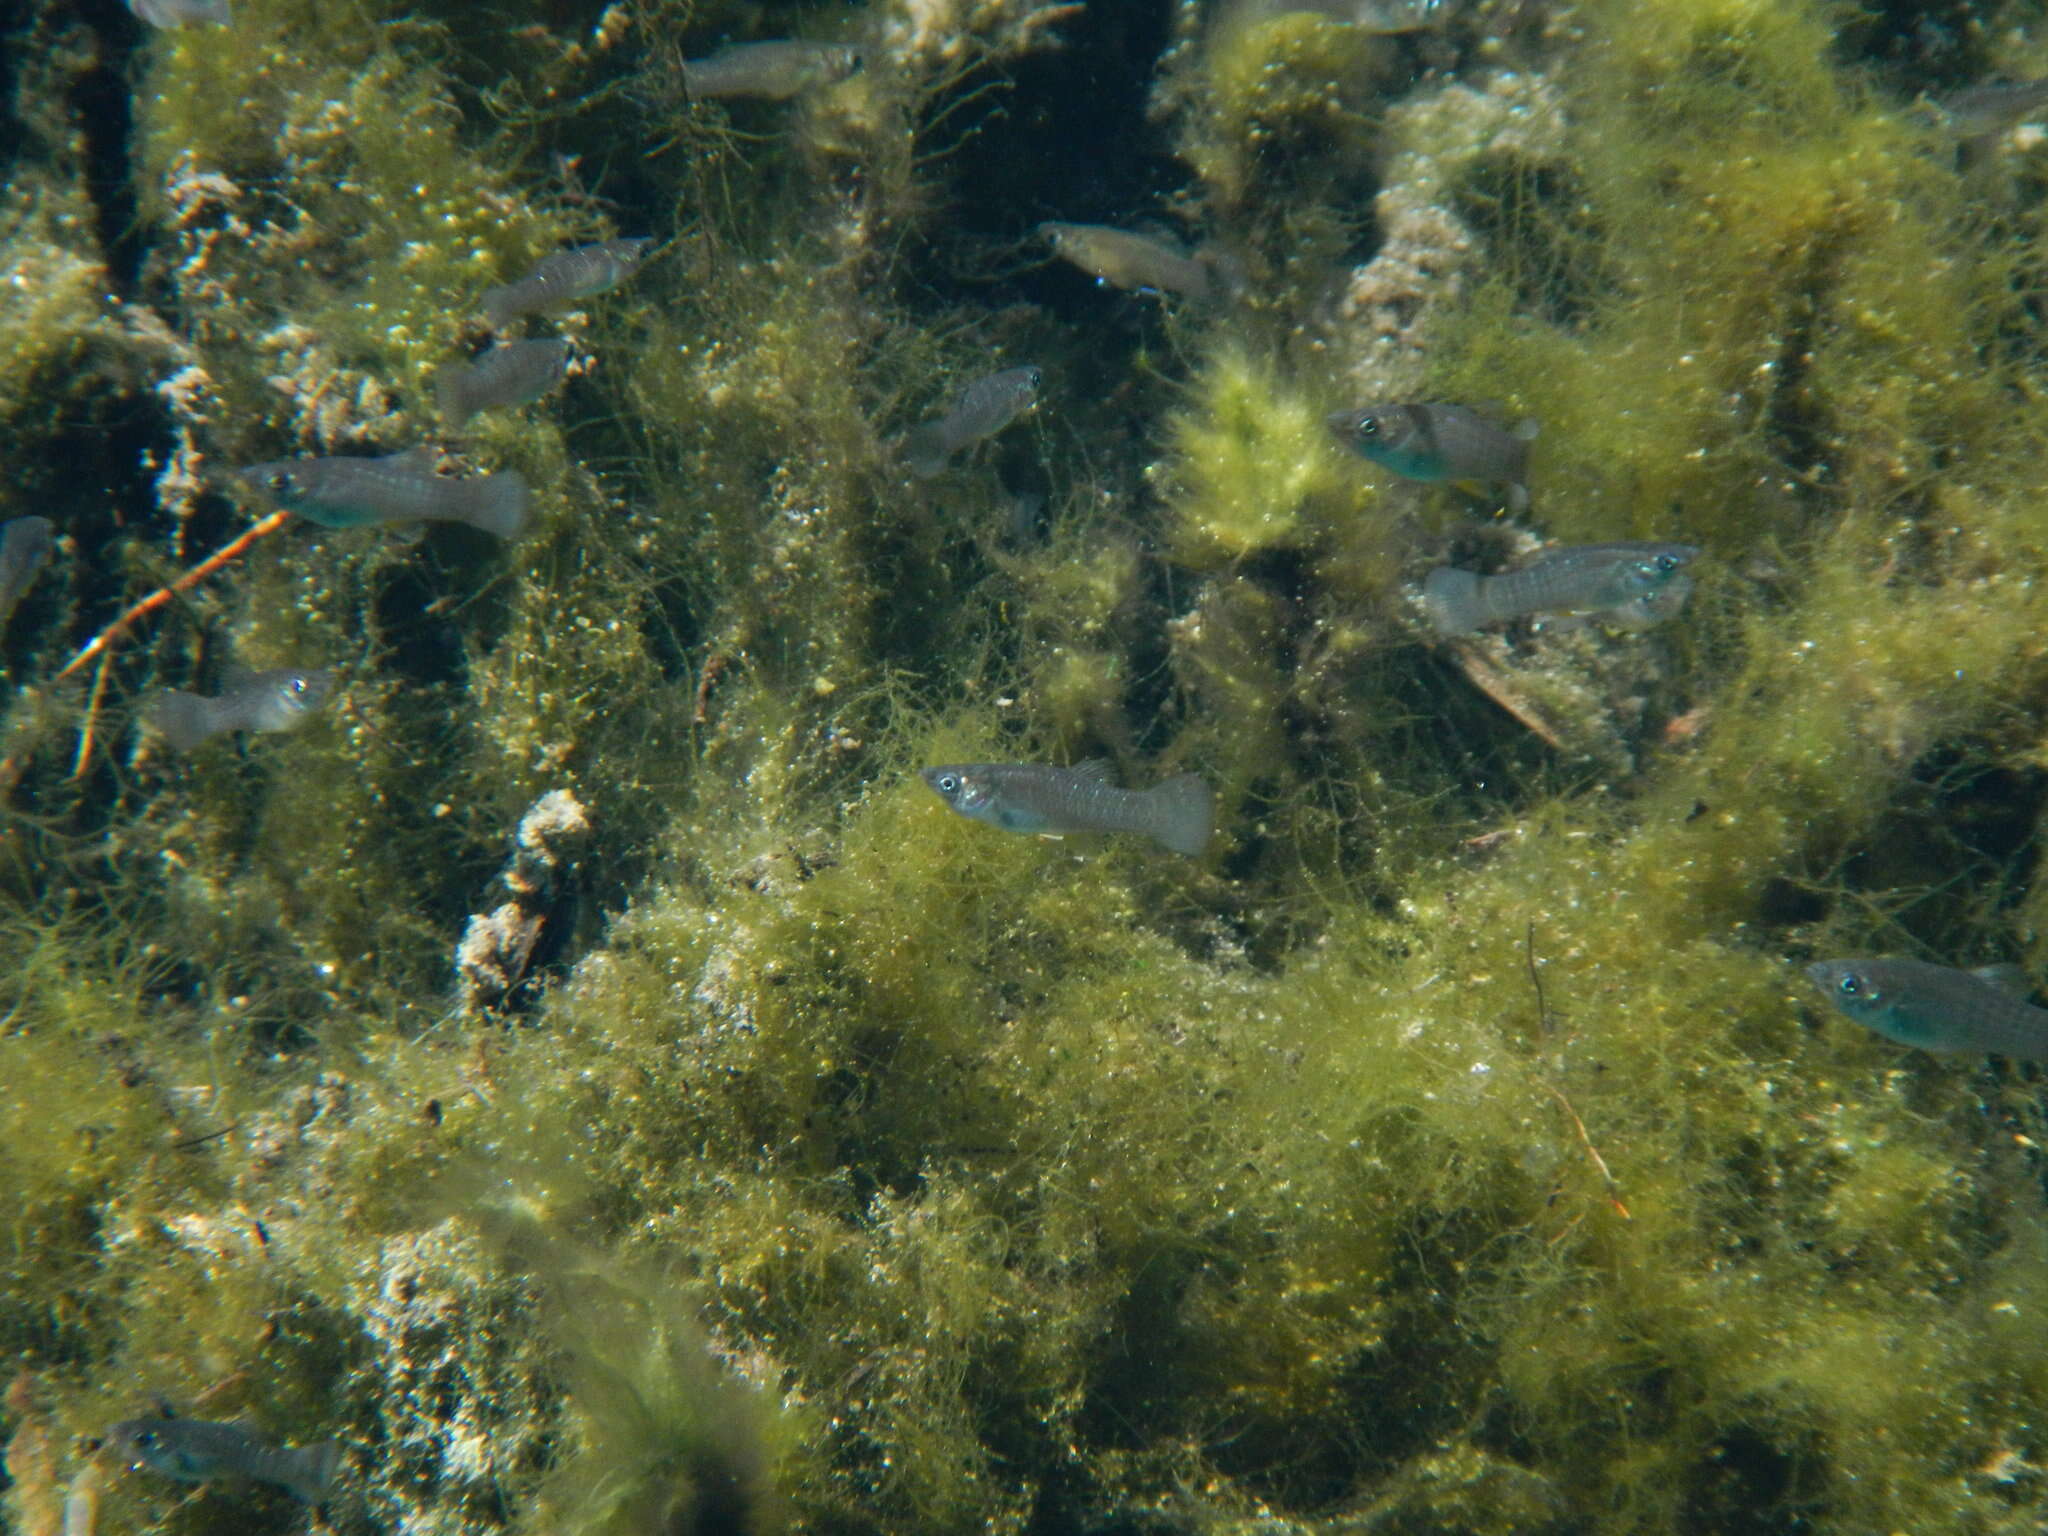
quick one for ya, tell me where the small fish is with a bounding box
[143,667,334,752]
[237,448,531,539]
[1267,0,1452,32]
[904,366,1042,478]
[1347,0,1450,31]
[921,760,1213,857]
[481,239,652,328]
[109,1417,341,1502]
[1421,541,1700,636]
[1038,222,1216,300]
[1925,79,2048,139]
[1804,957,2048,1061]
[126,0,231,26]
[436,339,574,429]
[681,39,864,100]
[1327,402,1537,510]
[0,516,55,629]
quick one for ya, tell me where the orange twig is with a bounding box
[56,511,290,683]
[52,512,290,779]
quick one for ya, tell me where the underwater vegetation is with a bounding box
[11,0,2048,1532]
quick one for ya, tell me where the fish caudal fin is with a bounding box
[903,424,951,479]
[1145,772,1214,857]
[143,691,220,753]
[434,365,478,430]
[456,472,532,540]
[284,1441,343,1503]
[1421,566,1483,636]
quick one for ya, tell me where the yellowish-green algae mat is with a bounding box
[7,0,2048,1531]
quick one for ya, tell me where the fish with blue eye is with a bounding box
[1422,542,1701,636]
[1327,402,1538,512]
[921,760,1213,857]
[143,667,334,752]
[1804,957,2048,1060]
[236,449,530,540]
[109,1416,342,1503]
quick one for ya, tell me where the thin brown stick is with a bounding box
[70,649,114,780]
[56,511,290,683]
[50,511,290,779]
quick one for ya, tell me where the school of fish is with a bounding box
[40,0,2048,1511]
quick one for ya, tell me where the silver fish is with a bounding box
[0,516,54,629]
[109,1417,341,1502]
[904,366,1042,478]
[921,760,1213,857]
[437,339,573,429]
[1805,957,2048,1061]
[1421,541,1700,636]
[1927,79,2048,139]
[1328,402,1537,510]
[126,0,231,25]
[237,448,531,539]
[481,239,652,328]
[1038,223,1215,300]
[1254,0,1452,31]
[144,667,333,752]
[681,40,863,100]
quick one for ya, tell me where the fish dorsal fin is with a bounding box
[386,445,438,474]
[1069,758,1115,784]
[1972,963,2031,996]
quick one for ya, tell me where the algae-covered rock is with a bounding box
[7,0,2048,1533]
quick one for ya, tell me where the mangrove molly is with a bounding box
[144,666,334,752]
[904,366,1042,478]
[437,338,574,429]
[1038,222,1216,300]
[921,760,1214,857]
[109,1416,341,1502]
[1422,541,1700,637]
[1805,957,2048,1061]
[0,516,54,629]
[1327,401,1537,510]
[482,239,652,328]
[237,448,531,539]
[681,39,863,99]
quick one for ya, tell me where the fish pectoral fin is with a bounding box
[1069,758,1115,783]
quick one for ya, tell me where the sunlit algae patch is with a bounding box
[6,0,2048,1533]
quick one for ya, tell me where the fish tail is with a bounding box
[903,424,951,479]
[1144,773,1214,857]
[434,365,477,430]
[479,283,521,330]
[282,1441,343,1502]
[455,472,532,540]
[143,691,221,752]
[1421,566,1483,636]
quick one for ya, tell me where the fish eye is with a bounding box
[1356,415,1380,438]
[1024,368,1043,390]
[266,472,293,493]
[1655,554,1681,573]
[288,677,309,696]
[1837,973,1864,998]
[936,774,959,793]
[132,1430,158,1449]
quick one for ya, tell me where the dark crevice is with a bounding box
[897,0,1183,320]
[67,0,148,295]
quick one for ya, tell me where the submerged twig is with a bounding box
[50,511,290,779]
